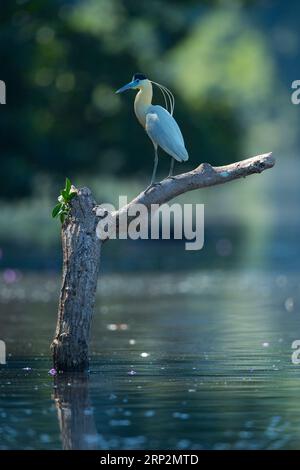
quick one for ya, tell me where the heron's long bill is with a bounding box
[115,80,136,94]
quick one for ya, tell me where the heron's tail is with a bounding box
[179,147,189,162]
[171,145,189,163]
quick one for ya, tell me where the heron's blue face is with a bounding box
[115,79,140,94]
[116,74,148,94]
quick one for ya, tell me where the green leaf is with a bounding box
[65,177,71,194]
[53,178,75,224]
[61,189,68,200]
[68,191,77,200]
[52,203,62,218]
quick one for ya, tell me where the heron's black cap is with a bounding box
[132,73,147,81]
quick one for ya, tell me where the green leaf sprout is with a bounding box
[52,178,77,224]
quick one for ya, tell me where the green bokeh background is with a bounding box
[0,0,299,268]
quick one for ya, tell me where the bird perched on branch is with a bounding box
[116,73,189,191]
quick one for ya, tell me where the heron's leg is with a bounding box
[145,146,160,193]
[151,146,159,185]
[168,158,175,177]
[164,158,176,180]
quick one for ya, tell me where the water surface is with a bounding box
[0,270,300,450]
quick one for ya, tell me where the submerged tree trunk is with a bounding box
[51,188,101,371]
[51,153,275,372]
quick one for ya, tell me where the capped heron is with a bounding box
[116,73,189,190]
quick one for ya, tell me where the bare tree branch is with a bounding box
[111,152,274,224]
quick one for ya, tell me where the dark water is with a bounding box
[0,270,300,450]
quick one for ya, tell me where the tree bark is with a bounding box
[51,153,274,371]
[51,187,101,371]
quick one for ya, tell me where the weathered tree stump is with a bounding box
[51,188,101,371]
[51,153,275,371]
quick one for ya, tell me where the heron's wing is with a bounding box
[145,105,189,162]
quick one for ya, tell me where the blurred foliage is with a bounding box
[0,0,299,199]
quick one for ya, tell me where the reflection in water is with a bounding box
[53,373,99,450]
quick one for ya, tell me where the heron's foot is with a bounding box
[144,182,161,194]
[164,175,177,181]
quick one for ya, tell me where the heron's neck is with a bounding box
[134,81,153,127]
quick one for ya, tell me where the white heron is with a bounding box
[116,73,189,190]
